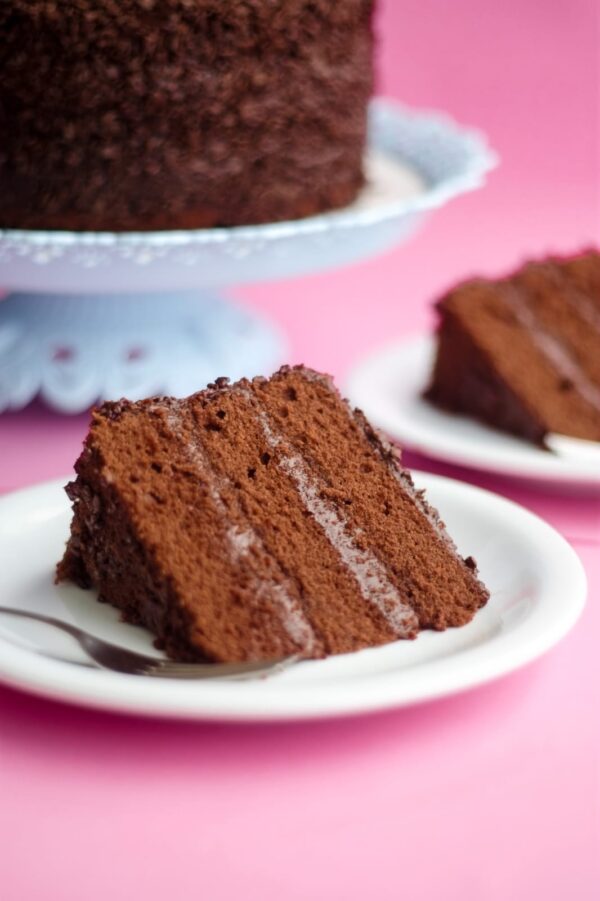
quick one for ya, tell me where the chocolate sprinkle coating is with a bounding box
[0,0,375,230]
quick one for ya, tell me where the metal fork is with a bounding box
[0,606,298,680]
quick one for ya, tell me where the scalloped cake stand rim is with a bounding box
[0,98,498,251]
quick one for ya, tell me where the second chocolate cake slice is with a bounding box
[426,249,600,444]
[57,367,489,662]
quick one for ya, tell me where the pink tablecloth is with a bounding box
[1,3,599,899]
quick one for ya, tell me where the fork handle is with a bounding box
[0,606,82,640]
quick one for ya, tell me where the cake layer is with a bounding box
[426,250,600,443]
[0,1,374,230]
[57,367,489,662]
[252,370,485,630]
[519,262,600,382]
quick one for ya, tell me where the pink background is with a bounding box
[1,2,599,899]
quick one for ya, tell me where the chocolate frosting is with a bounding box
[0,1,375,230]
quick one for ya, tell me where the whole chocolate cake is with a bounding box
[57,366,489,663]
[426,249,600,444]
[0,1,375,231]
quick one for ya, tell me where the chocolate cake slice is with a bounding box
[426,249,600,444]
[57,367,489,662]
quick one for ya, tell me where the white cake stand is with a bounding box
[0,99,497,413]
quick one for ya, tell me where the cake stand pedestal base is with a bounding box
[0,291,285,414]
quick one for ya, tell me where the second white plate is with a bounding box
[346,335,600,488]
[0,472,586,721]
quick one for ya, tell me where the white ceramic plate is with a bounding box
[0,473,586,721]
[346,335,600,488]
